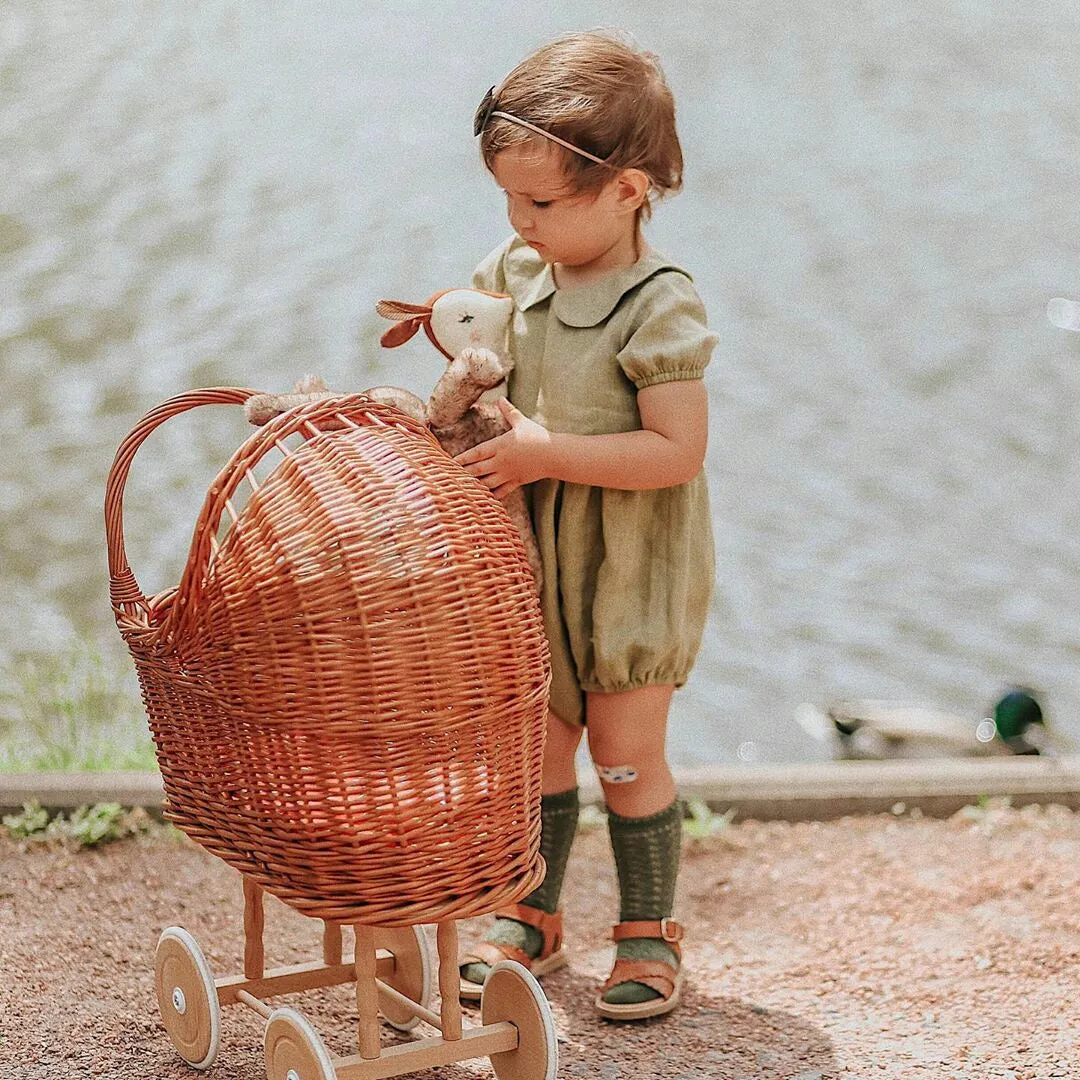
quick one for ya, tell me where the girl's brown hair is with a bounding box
[477,31,684,219]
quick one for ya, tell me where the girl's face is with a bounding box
[491,143,643,274]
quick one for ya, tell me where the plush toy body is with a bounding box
[244,288,542,591]
[375,289,542,591]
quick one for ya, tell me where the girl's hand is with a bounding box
[454,398,551,498]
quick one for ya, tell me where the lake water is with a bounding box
[2,1,1079,766]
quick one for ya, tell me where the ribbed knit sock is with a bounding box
[604,799,683,1005]
[461,787,578,986]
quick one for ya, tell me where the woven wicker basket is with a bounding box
[106,388,550,925]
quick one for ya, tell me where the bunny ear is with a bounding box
[380,319,423,348]
[376,299,432,321]
[376,299,432,349]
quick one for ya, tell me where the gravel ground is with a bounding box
[2,804,1079,1080]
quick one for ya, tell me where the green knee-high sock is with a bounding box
[461,787,578,985]
[604,799,683,1005]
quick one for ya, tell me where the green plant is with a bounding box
[682,799,736,838]
[2,799,49,838]
[577,803,607,831]
[955,794,1013,824]
[61,803,146,847]
[0,639,155,772]
[2,799,150,848]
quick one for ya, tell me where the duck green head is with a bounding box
[993,689,1044,746]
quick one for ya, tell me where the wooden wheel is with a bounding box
[264,1008,336,1080]
[154,926,221,1070]
[372,926,432,1032]
[480,961,558,1080]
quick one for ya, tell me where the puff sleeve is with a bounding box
[616,272,718,390]
[471,238,511,293]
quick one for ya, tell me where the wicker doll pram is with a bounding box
[106,388,557,1080]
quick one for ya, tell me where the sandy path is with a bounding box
[2,804,1078,1079]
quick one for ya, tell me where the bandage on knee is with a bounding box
[596,763,638,784]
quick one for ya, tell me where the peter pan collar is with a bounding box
[502,237,691,328]
[503,239,556,312]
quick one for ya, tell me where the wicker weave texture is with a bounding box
[106,389,550,925]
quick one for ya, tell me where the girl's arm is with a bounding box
[455,379,708,497]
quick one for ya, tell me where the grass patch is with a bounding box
[682,799,737,838]
[0,639,155,772]
[577,799,738,838]
[2,798,152,848]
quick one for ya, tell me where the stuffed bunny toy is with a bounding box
[244,288,541,592]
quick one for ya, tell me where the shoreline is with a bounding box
[4,756,1079,820]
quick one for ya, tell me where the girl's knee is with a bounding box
[596,764,677,817]
[585,716,666,767]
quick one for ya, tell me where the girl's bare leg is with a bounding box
[585,685,676,816]
[460,710,582,990]
[542,708,584,793]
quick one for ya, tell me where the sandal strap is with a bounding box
[492,903,564,960]
[601,958,679,998]
[612,918,684,948]
[461,940,533,970]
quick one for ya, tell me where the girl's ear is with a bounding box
[614,168,651,212]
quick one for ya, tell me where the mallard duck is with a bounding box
[795,689,1056,760]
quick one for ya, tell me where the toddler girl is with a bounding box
[455,31,716,1021]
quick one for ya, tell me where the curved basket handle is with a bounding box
[105,387,259,618]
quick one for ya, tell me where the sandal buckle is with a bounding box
[659,918,681,943]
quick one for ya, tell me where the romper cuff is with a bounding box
[633,369,707,389]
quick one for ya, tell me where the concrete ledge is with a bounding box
[643,757,1080,821]
[3,758,1079,822]
[0,771,165,815]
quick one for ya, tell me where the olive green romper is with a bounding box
[473,236,717,727]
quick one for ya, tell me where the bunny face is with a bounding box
[377,289,513,361]
[428,291,514,359]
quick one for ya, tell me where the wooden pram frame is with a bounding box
[156,874,557,1080]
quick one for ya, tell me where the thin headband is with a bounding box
[473,85,611,167]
